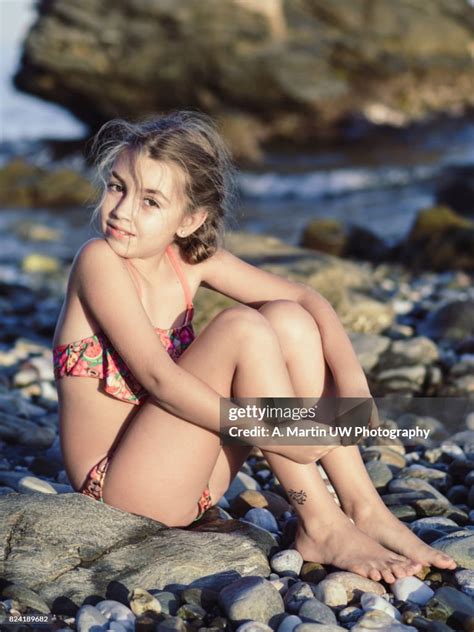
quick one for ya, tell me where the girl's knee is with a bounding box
[212,305,276,343]
[258,300,321,345]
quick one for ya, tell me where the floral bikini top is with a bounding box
[52,244,195,405]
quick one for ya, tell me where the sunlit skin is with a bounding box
[54,148,457,585]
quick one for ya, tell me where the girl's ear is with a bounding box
[180,207,209,236]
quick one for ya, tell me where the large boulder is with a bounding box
[14,0,474,160]
[0,493,273,613]
[397,206,474,271]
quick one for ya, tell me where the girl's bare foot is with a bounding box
[291,515,423,584]
[349,502,457,571]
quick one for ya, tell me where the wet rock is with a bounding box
[218,576,284,627]
[400,206,474,271]
[425,585,474,622]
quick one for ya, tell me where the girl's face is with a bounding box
[100,150,194,259]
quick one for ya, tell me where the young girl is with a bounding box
[52,110,456,584]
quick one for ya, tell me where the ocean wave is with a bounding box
[238,164,440,200]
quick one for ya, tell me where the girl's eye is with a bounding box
[144,197,160,208]
[107,182,123,193]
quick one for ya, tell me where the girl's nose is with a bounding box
[111,195,136,221]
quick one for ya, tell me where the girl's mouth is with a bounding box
[106,224,135,240]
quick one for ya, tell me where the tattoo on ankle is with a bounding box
[287,488,307,505]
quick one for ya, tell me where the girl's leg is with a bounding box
[258,300,455,572]
[255,301,420,583]
[102,306,296,527]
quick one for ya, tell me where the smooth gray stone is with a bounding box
[365,460,393,489]
[432,530,474,570]
[298,598,337,625]
[243,508,279,533]
[219,576,284,627]
[0,493,271,609]
[455,569,474,598]
[276,614,303,632]
[76,605,108,632]
[0,412,55,448]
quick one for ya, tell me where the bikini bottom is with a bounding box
[80,453,213,523]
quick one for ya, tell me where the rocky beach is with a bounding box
[1,0,474,629]
[0,224,473,631]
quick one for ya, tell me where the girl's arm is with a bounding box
[199,248,370,397]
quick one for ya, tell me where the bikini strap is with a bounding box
[166,244,193,309]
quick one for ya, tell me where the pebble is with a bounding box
[360,592,401,620]
[365,460,394,489]
[283,582,316,614]
[219,576,285,626]
[224,472,261,502]
[410,516,459,533]
[94,600,135,631]
[454,569,474,598]
[236,622,273,632]
[270,550,304,576]
[425,585,474,621]
[298,597,337,625]
[312,579,347,608]
[155,616,187,631]
[322,572,386,601]
[76,604,109,632]
[269,576,294,595]
[294,625,346,631]
[390,577,435,605]
[299,563,327,584]
[108,623,129,632]
[276,614,303,632]
[149,591,180,616]
[431,530,474,569]
[337,606,363,624]
[352,609,417,630]
[17,476,58,494]
[243,508,279,533]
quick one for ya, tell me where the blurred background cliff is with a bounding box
[1,0,474,259]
